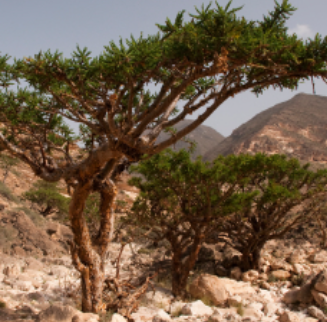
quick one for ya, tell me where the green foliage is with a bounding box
[0,301,6,308]
[212,153,327,270]
[126,149,259,295]
[24,180,70,217]
[0,0,326,152]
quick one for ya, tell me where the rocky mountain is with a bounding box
[204,93,327,164]
[156,119,224,159]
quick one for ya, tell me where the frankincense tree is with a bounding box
[125,149,256,297]
[1,0,327,312]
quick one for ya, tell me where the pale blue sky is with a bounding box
[1,0,326,137]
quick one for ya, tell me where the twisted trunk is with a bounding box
[69,177,117,313]
[171,237,203,297]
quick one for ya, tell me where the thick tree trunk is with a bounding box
[172,253,189,297]
[69,175,118,313]
[171,238,202,297]
[241,244,263,271]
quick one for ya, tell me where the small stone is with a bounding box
[271,259,293,272]
[215,264,228,277]
[242,270,259,283]
[230,267,242,281]
[271,270,291,280]
[260,281,271,290]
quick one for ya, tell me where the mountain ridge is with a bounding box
[204,93,327,164]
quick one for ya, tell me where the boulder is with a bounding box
[242,270,259,283]
[189,274,256,307]
[188,274,228,305]
[181,300,213,317]
[314,269,327,295]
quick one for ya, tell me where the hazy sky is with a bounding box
[1,0,326,137]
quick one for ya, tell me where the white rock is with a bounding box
[181,300,213,317]
[264,303,278,317]
[152,309,172,322]
[131,307,162,322]
[247,302,263,312]
[228,295,243,307]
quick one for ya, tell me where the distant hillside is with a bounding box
[156,119,224,159]
[204,93,327,164]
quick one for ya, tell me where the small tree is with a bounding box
[0,154,19,183]
[213,154,327,271]
[24,180,70,216]
[1,0,327,312]
[125,149,255,297]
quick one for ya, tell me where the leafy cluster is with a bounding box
[24,180,70,217]
[126,150,327,294]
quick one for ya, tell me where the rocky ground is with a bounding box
[1,162,327,321]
